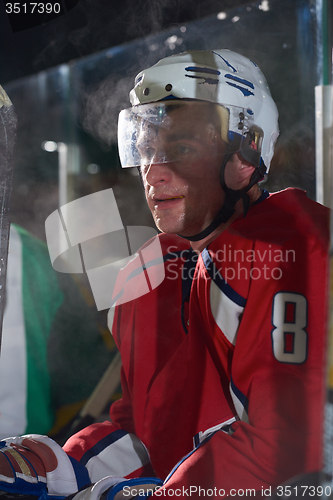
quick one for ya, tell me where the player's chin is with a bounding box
[154,215,186,235]
[155,221,183,234]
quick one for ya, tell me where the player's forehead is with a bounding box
[137,100,220,142]
[164,100,216,120]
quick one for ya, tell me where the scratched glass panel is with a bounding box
[4,0,321,239]
[0,0,327,440]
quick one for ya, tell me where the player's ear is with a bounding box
[224,153,256,191]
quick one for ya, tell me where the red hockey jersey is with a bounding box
[64,188,329,497]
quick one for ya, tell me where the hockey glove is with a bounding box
[71,476,163,500]
[0,434,90,498]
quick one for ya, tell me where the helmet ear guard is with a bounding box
[181,135,266,243]
[233,125,264,169]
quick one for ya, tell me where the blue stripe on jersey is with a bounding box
[163,431,217,485]
[201,248,246,308]
[230,376,249,414]
[68,455,90,490]
[163,250,185,263]
[111,250,185,305]
[79,429,128,466]
[253,189,269,206]
[181,248,198,334]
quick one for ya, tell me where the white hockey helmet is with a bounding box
[118,49,280,240]
[119,49,279,173]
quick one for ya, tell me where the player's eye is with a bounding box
[170,142,201,161]
[138,146,155,163]
[177,144,193,155]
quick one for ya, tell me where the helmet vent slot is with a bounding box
[185,66,221,76]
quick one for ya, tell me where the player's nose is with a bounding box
[144,159,173,187]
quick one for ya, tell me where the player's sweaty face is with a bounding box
[139,102,227,237]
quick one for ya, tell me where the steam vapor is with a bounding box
[83,75,134,149]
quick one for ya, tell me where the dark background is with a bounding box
[0,0,252,84]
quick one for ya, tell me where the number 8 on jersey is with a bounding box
[272,292,308,364]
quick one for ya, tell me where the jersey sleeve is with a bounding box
[63,367,155,483]
[62,237,166,483]
[63,305,156,482]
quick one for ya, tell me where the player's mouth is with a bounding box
[152,195,185,209]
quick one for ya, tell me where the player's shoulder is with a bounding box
[233,188,329,247]
[111,232,190,305]
[265,187,329,242]
[266,187,329,218]
[131,231,190,266]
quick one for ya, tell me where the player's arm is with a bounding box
[63,254,159,486]
[63,362,156,484]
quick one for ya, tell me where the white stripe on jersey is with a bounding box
[210,279,244,345]
[193,417,237,447]
[85,432,151,483]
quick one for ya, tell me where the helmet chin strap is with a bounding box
[177,152,266,242]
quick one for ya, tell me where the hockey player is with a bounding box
[0,50,329,499]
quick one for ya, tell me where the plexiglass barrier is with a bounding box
[4,0,321,239]
[0,0,330,450]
